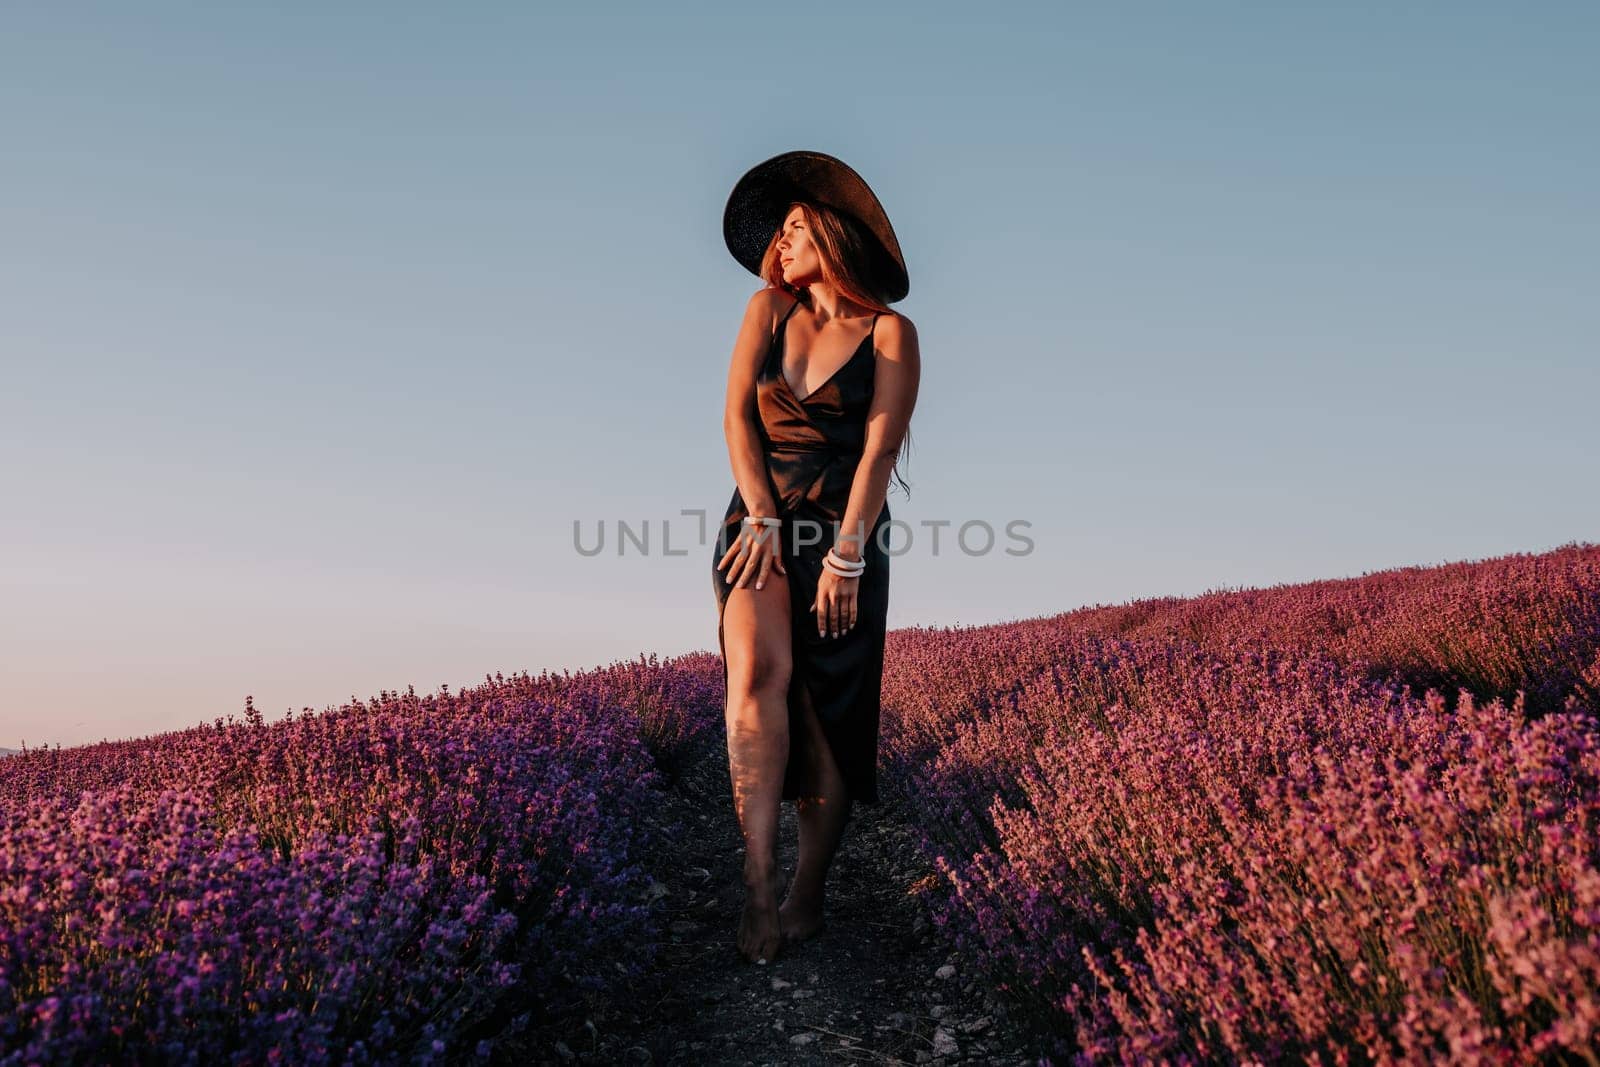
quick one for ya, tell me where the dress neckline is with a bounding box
[772,301,879,405]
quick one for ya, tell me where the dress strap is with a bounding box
[774,297,803,341]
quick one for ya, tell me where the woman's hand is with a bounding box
[810,567,859,638]
[717,520,787,591]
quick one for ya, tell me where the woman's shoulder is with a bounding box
[744,286,798,329]
[748,286,796,309]
[874,308,918,344]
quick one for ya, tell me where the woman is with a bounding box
[711,150,921,966]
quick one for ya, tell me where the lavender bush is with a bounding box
[0,657,723,1064]
[879,543,1600,1063]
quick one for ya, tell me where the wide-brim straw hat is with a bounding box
[723,150,909,303]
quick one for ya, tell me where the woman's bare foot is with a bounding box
[737,866,783,964]
[778,885,825,942]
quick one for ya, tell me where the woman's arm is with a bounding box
[835,312,921,559]
[722,288,787,519]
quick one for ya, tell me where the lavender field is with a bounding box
[3,542,1598,1064]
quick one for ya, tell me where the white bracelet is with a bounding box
[742,516,782,527]
[823,548,865,577]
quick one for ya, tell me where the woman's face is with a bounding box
[776,207,821,286]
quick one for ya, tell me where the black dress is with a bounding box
[712,296,891,806]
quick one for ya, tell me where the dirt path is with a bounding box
[503,753,1054,1065]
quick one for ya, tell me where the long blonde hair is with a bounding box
[757,200,913,499]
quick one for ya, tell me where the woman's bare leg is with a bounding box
[720,575,792,964]
[779,698,851,941]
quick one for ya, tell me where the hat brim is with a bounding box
[723,150,909,303]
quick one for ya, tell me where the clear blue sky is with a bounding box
[2,3,1595,748]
